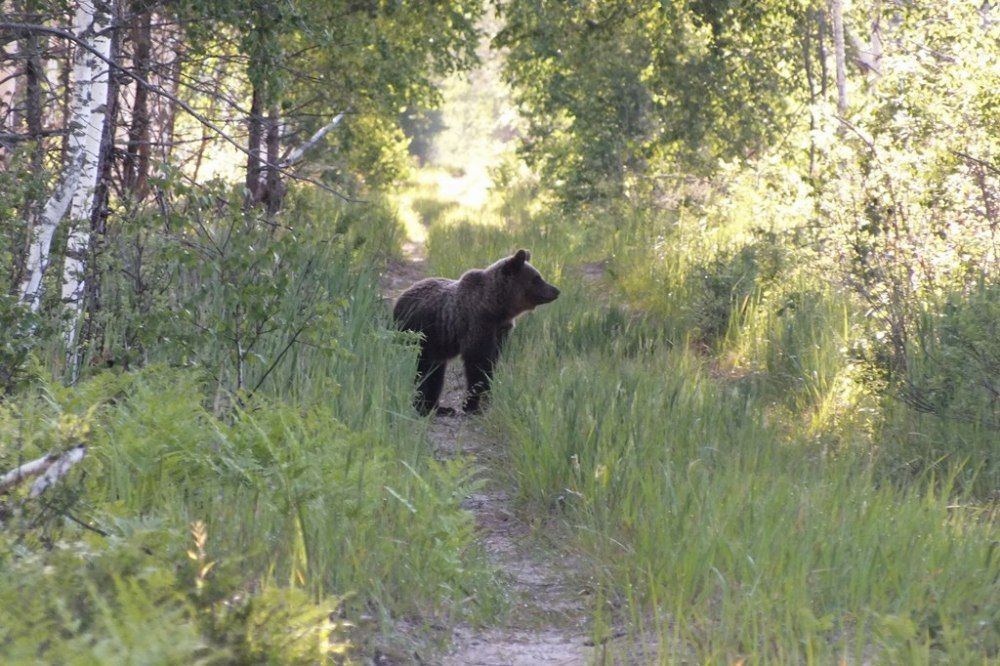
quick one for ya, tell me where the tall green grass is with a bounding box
[425,197,1000,663]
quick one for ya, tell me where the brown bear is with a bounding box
[393,249,560,415]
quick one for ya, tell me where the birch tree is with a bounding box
[831,0,848,113]
[19,0,113,330]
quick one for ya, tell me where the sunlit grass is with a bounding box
[424,192,1000,663]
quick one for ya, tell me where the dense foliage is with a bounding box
[496,0,999,493]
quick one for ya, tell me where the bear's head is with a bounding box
[497,249,560,317]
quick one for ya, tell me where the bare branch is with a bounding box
[834,115,875,151]
[953,150,1000,177]
[0,128,68,144]
[282,111,344,167]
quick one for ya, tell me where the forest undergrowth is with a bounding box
[0,187,504,663]
[415,163,999,663]
[2,1,999,663]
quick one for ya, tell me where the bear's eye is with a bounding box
[532,275,542,284]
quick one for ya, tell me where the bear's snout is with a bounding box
[537,284,560,304]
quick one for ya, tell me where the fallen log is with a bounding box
[0,444,87,498]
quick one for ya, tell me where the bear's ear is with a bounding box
[503,249,531,274]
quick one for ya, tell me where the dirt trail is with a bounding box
[381,243,594,666]
[434,410,592,666]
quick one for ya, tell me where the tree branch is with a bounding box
[834,115,875,151]
[0,129,69,144]
[953,150,1000,176]
[281,111,345,166]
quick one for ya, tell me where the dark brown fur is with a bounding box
[393,249,559,415]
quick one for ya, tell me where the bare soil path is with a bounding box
[381,243,595,666]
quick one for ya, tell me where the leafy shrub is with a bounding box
[89,182,401,392]
[877,279,1000,497]
[902,279,999,426]
[684,237,786,345]
[0,295,41,394]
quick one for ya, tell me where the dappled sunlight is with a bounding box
[426,16,520,209]
[433,165,494,210]
[394,13,521,239]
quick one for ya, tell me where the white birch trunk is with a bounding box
[831,0,848,113]
[19,0,113,323]
[848,7,883,78]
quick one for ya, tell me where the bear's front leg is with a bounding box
[461,335,501,414]
[415,351,450,416]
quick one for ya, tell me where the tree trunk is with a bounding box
[831,0,847,114]
[60,1,116,374]
[803,10,817,180]
[10,13,46,293]
[817,9,828,98]
[20,0,114,326]
[849,2,883,78]
[245,81,264,207]
[0,444,87,498]
[155,29,183,164]
[123,6,151,196]
[58,42,71,163]
[192,60,224,182]
[23,28,45,176]
[0,34,17,166]
[264,102,283,216]
[78,7,122,366]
